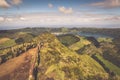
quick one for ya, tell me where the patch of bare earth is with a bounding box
[0,48,37,80]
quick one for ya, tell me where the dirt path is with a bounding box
[29,44,42,80]
[0,47,38,80]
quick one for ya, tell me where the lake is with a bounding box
[77,32,112,39]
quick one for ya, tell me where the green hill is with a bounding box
[93,54,120,76]
[57,34,80,46]
[1,33,119,80]
[14,32,34,44]
[0,38,16,49]
[35,33,108,80]
[69,36,91,51]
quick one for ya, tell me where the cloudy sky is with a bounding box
[0,0,120,29]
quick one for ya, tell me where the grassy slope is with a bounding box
[0,47,37,80]
[57,34,80,46]
[0,38,11,44]
[36,33,108,80]
[0,38,16,48]
[97,37,113,43]
[94,54,120,76]
[69,36,91,51]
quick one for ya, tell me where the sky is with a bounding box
[0,0,120,29]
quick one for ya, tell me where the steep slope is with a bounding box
[77,44,102,56]
[92,54,120,76]
[0,47,38,80]
[0,38,11,44]
[69,36,91,51]
[36,33,108,80]
[0,38,16,49]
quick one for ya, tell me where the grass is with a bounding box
[80,55,107,78]
[69,36,91,51]
[0,38,11,44]
[97,37,112,43]
[0,39,16,48]
[94,54,120,76]
[0,47,37,80]
[0,33,111,80]
[57,34,80,46]
[37,33,108,80]
[18,32,28,35]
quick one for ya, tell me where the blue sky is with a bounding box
[1,0,120,14]
[0,0,120,29]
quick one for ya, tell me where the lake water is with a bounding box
[77,32,112,39]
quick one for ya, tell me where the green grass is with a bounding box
[97,37,112,43]
[95,54,120,76]
[57,34,80,46]
[0,38,10,44]
[0,39,16,48]
[69,36,91,51]
[76,54,107,77]
[36,33,108,80]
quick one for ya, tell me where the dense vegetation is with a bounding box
[69,36,91,51]
[0,27,120,38]
[36,33,108,80]
[58,33,120,80]
[0,28,120,80]
[57,34,80,46]
[0,38,16,49]
[100,42,120,67]
[92,54,120,76]
[0,42,36,64]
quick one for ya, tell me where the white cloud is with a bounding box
[58,6,73,14]
[0,0,10,8]
[48,3,53,8]
[0,13,120,28]
[0,17,4,22]
[12,0,22,5]
[20,17,26,20]
[0,0,22,8]
[103,16,120,20]
[6,18,13,21]
[90,0,120,8]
